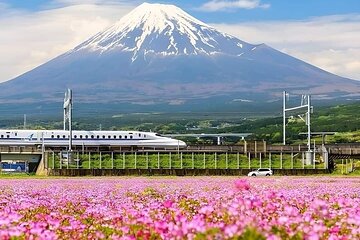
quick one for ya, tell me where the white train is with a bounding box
[0,129,186,148]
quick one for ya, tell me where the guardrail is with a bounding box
[0,146,41,153]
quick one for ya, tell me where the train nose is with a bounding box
[173,139,187,148]
[178,140,187,148]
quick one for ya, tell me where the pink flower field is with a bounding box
[0,177,359,239]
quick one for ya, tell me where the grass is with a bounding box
[331,159,360,175]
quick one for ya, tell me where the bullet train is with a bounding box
[0,129,187,148]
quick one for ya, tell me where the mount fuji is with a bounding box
[1,2,359,111]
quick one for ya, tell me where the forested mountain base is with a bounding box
[1,102,359,144]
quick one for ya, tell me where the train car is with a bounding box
[0,129,186,148]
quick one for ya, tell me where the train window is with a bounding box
[51,135,54,138]
[7,135,9,138]
[15,133,17,136]
[57,135,60,139]
[74,135,77,139]
[80,135,83,139]
[155,134,162,136]
[144,135,146,138]
[91,135,94,139]
[102,135,105,139]
[97,135,99,139]
[85,135,88,139]
[63,135,66,138]
[139,133,141,137]
[119,135,122,139]
[108,135,111,139]
[0,135,3,138]
[113,135,117,139]
[130,136,133,139]
[125,136,128,139]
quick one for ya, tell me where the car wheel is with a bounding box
[266,173,270,176]
[252,173,256,177]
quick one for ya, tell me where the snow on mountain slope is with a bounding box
[72,2,254,61]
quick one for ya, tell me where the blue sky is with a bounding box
[4,0,360,21]
[0,0,360,82]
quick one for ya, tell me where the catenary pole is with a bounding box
[283,91,286,145]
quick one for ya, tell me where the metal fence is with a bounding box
[45,150,327,170]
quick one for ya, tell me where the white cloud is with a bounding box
[0,2,134,83]
[198,0,270,12]
[212,14,360,80]
[49,0,135,7]
[54,0,114,4]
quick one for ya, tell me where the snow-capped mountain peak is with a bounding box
[73,2,253,61]
[2,3,359,107]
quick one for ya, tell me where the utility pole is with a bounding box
[23,114,27,129]
[64,89,73,152]
[307,94,311,152]
[283,91,286,145]
[63,105,66,130]
[283,91,313,164]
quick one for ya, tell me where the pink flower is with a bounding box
[234,179,250,191]
[199,205,214,215]
[0,177,359,239]
[278,216,288,225]
[163,200,174,208]
[329,226,340,234]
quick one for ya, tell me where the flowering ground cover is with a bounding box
[0,177,359,239]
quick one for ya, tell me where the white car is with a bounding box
[248,168,273,177]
